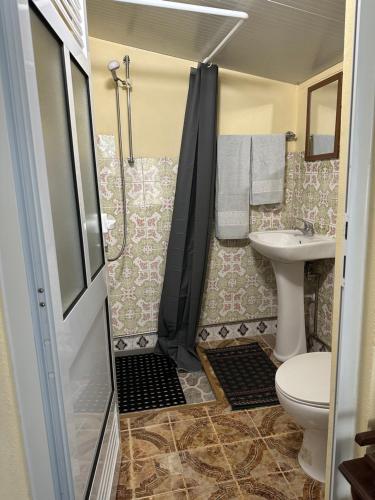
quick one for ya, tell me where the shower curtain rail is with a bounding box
[114,0,248,63]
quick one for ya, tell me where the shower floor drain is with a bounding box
[115,353,187,413]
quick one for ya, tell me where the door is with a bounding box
[328,0,375,498]
[8,2,115,498]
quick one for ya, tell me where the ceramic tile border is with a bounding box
[113,318,277,352]
[113,333,157,352]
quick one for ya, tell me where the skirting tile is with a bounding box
[196,318,277,344]
[113,318,278,352]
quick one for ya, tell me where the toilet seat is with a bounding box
[276,382,329,409]
[275,352,331,408]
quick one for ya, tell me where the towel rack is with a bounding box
[285,131,297,141]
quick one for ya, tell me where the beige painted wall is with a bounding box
[89,37,298,158]
[0,295,31,500]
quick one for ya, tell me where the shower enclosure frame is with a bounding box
[0,0,120,499]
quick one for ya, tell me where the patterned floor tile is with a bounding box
[171,417,219,451]
[118,459,132,487]
[271,354,282,367]
[128,410,170,430]
[178,370,216,404]
[261,334,276,349]
[132,453,185,498]
[233,336,269,349]
[208,339,240,349]
[180,445,233,488]
[186,480,242,499]
[283,469,325,499]
[116,484,133,500]
[168,406,208,422]
[116,355,325,500]
[206,401,232,417]
[238,473,295,499]
[121,431,132,461]
[249,406,300,437]
[263,347,274,357]
[131,423,176,460]
[120,415,129,432]
[151,490,188,499]
[264,431,303,472]
[223,438,280,479]
[263,347,282,367]
[197,341,212,351]
[196,347,226,401]
[211,412,259,443]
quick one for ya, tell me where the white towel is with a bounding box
[250,134,285,205]
[216,135,251,239]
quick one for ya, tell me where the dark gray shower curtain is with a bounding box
[155,63,218,372]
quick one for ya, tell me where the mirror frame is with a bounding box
[305,72,343,162]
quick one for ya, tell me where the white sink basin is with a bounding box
[249,230,335,263]
[249,229,336,362]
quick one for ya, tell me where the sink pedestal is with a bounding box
[249,229,335,361]
[272,260,307,361]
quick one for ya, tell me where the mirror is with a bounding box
[305,72,343,161]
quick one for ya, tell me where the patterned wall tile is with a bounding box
[97,136,338,350]
[114,319,278,352]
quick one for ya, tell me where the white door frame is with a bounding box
[0,1,119,498]
[329,0,375,497]
[0,11,63,500]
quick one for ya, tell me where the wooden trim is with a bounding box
[339,456,375,499]
[339,430,375,498]
[355,430,375,447]
[305,72,343,162]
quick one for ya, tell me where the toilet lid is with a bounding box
[275,352,331,407]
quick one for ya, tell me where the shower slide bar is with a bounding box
[114,0,249,64]
[106,56,133,261]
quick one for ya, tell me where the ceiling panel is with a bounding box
[87,0,345,83]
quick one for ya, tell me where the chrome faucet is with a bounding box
[294,218,315,236]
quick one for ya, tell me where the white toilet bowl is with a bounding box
[275,352,331,483]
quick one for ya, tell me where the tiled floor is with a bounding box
[177,370,216,404]
[116,335,325,499]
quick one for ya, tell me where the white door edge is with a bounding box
[329,0,375,497]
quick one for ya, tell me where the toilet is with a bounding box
[275,352,331,483]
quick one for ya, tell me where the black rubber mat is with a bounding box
[206,342,279,410]
[115,353,186,413]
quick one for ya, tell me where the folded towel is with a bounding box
[216,135,251,239]
[250,134,285,205]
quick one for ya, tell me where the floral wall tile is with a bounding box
[97,136,338,350]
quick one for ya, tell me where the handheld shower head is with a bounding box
[107,60,120,81]
[123,55,130,80]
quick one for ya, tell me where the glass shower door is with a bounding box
[29,6,115,499]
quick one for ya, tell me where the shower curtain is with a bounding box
[155,63,218,371]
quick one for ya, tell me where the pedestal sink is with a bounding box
[249,230,335,362]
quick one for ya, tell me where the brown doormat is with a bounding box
[205,342,279,410]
